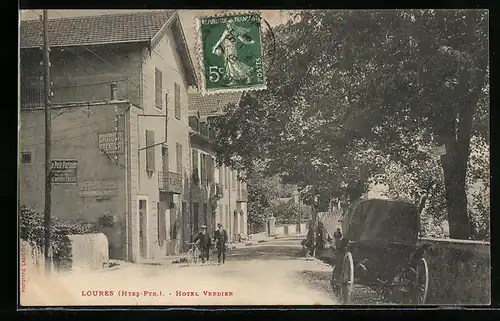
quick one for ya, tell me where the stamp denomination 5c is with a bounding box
[197,13,266,94]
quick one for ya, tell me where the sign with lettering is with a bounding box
[51,159,78,184]
[79,180,118,198]
[98,132,124,155]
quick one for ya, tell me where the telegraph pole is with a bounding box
[42,10,52,274]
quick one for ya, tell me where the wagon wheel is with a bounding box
[340,252,354,304]
[411,257,429,304]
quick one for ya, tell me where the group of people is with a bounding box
[303,221,343,258]
[192,223,229,265]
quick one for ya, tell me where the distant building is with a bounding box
[19,11,198,262]
[187,91,248,242]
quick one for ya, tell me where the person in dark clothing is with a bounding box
[306,222,317,257]
[333,227,343,250]
[214,223,228,265]
[315,222,332,257]
[193,225,212,263]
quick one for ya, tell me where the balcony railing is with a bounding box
[20,79,131,108]
[237,189,248,202]
[158,171,182,194]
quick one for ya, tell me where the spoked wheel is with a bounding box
[408,257,429,304]
[340,252,354,304]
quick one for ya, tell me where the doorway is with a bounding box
[138,199,148,259]
[233,210,238,241]
[192,202,199,239]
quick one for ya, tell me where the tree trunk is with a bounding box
[439,59,487,240]
[441,151,470,239]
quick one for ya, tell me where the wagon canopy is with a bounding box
[341,198,419,243]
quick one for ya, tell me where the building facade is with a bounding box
[19,11,198,262]
[187,92,248,242]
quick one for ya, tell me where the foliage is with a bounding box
[271,200,311,224]
[213,10,489,240]
[246,169,282,232]
[19,205,98,270]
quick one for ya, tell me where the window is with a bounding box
[155,68,163,109]
[145,130,155,172]
[174,82,181,120]
[225,167,228,189]
[192,149,199,178]
[21,152,32,164]
[176,143,182,174]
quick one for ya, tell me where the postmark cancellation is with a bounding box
[195,12,266,95]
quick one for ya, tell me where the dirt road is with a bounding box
[21,238,339,306]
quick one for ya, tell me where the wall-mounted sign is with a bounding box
[51,159,77,184]
[79,180,118,198]
[98,132,124,155]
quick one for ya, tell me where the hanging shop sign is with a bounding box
[98,131,124,155]
[51,159,78,184]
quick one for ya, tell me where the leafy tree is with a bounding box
[214,10,489,240]
[245,169,281,232]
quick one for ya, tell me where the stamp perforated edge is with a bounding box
[193,10,268,96]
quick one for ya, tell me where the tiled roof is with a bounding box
[20,10,175,48]
[188,92,242,116]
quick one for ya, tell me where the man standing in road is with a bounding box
[193,225,212,264]
[214,223,228,265]
[333,227,343,250]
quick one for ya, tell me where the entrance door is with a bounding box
[193,202,199,238]
[138,199,147,259]
[240,211,245,236]
[233,211,238,241]
[182,202,188,252]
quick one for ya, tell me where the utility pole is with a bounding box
[42,10,52,274]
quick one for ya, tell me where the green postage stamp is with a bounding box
[196,13,266,94]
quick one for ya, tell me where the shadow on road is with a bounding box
[229,245,304,261]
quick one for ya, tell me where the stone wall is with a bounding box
[419,237,490,304]
[67,233,110,271]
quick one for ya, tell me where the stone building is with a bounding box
[19,11,198,262]
[187,91,248,243]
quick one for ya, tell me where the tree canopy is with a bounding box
[213,9,489,240]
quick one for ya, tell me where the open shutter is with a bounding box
[192,149,199,183]
[176,143,183,174]
[174,83,181,119]
[146,130,155,172]
[200,154,206,185]
[155,68,162,108]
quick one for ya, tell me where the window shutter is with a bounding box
[225,167,228,188]
[174,83,181,119]
[233,170,236,190]
[218,165,223,185]
[146,130,155,172]
[200,154,206,185]
[155,68,162,108]
[176,143,182,174]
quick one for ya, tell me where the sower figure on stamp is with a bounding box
[212,18,256,85]
[214,223,228,265]
[193,225,212,264]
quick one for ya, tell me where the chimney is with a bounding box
[110,82,117,100]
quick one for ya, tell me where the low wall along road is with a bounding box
[418,237,490,305]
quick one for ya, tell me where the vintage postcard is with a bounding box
[18,9,490,307]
